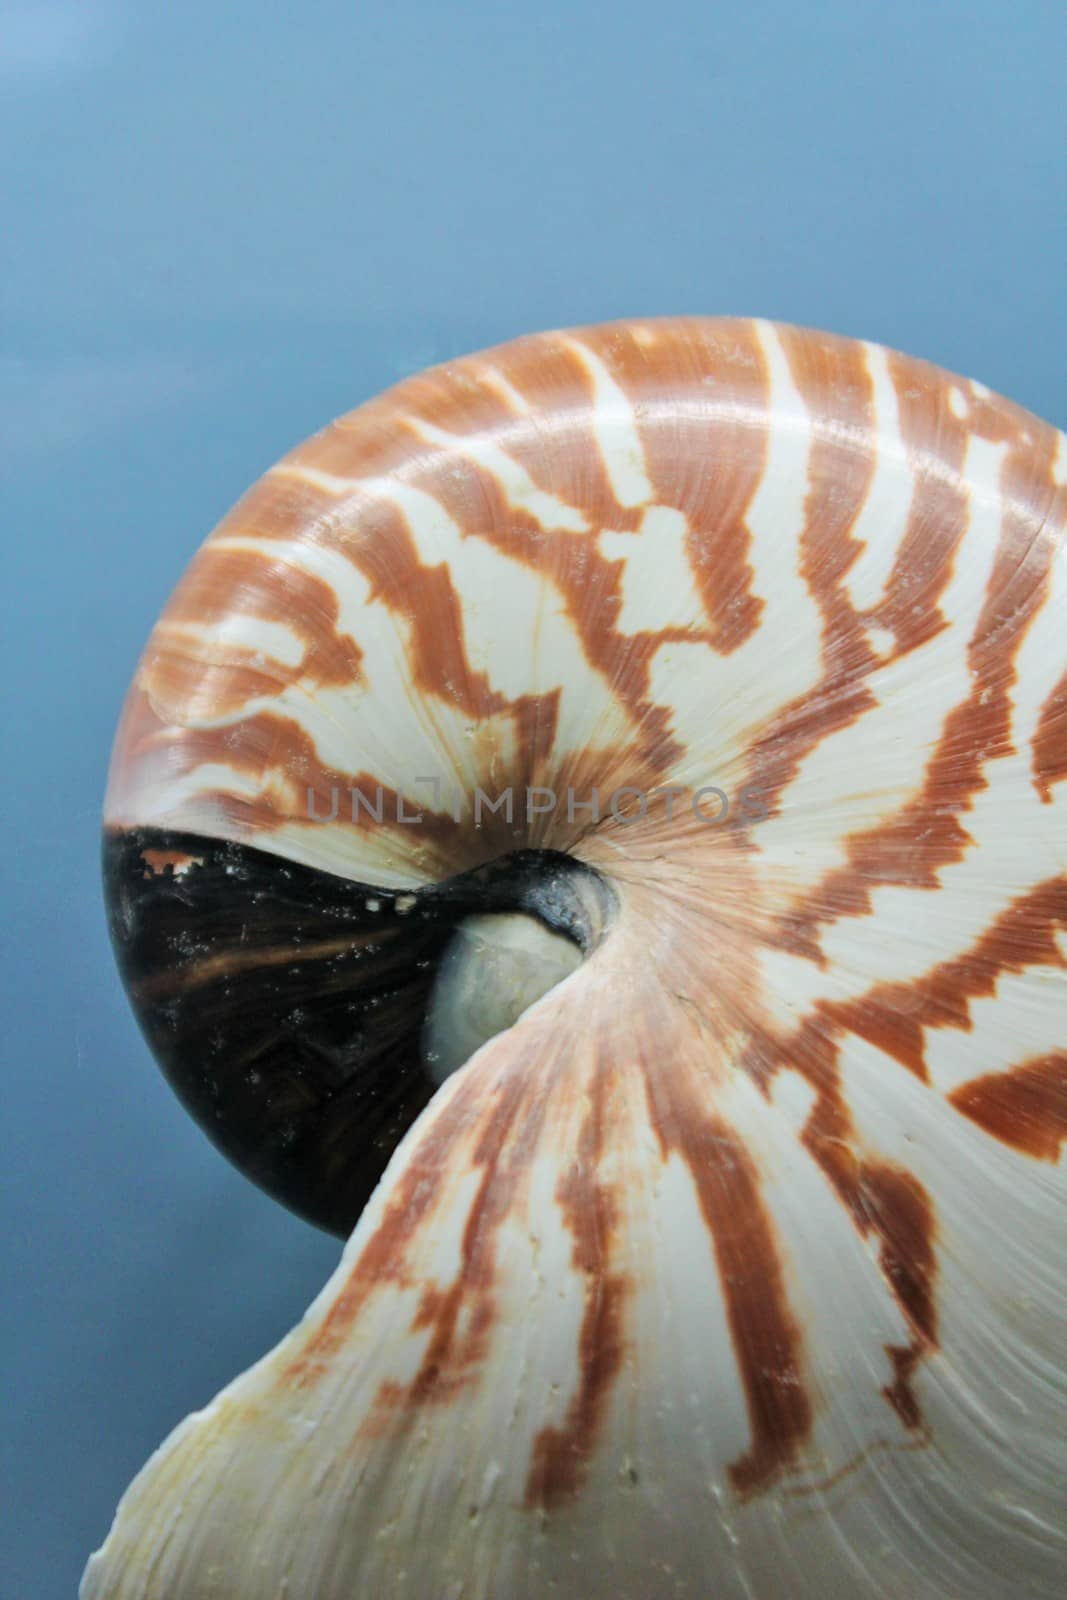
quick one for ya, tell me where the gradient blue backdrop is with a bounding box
[3,3,1065,1595]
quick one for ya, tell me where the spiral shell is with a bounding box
[87,319,1066,1599]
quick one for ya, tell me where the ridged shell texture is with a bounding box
[88,319,1066,1600]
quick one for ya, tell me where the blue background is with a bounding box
[3,3,1064,1595]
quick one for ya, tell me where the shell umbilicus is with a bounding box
[86,319,1066,1599]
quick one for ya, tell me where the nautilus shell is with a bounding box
[86,318,1066,1599]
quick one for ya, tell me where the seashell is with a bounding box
[85,318,1066,1599]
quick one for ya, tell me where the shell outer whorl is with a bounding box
[89,318,1067,1600]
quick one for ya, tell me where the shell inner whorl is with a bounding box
[420,847,616,1086]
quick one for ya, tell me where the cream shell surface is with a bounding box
[87,318,1067,1599]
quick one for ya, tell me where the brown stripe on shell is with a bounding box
[293,327,649,536]
[203,342,697,792]
[325,424,685,787]
[380,1057,553,1415]
[745,1014,939,1431]
[284,1032,567,1392]
[808,1108,938,1432]
[111,688,487,869]
[455,329,650,531]
[283,991,636,1501]
[575,319,771,653]
[859,1164,938,1429]
[108,319,1065,878]
[640,993,814,1497]
[949,1054,1067,1161]
[340,496,512,723]
[864,351,971,658]
[282,1082,491,1388]
[816,877,1067,1082]
[773,397,1062,960]
[742,327,880,824]
[357,343,701,780]
[525,1040,628,1510]
[146,544,365,710]
[1033,667,1067,804]
[128,929,383,1002]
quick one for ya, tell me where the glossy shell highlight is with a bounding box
[87,318,1067,1599]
